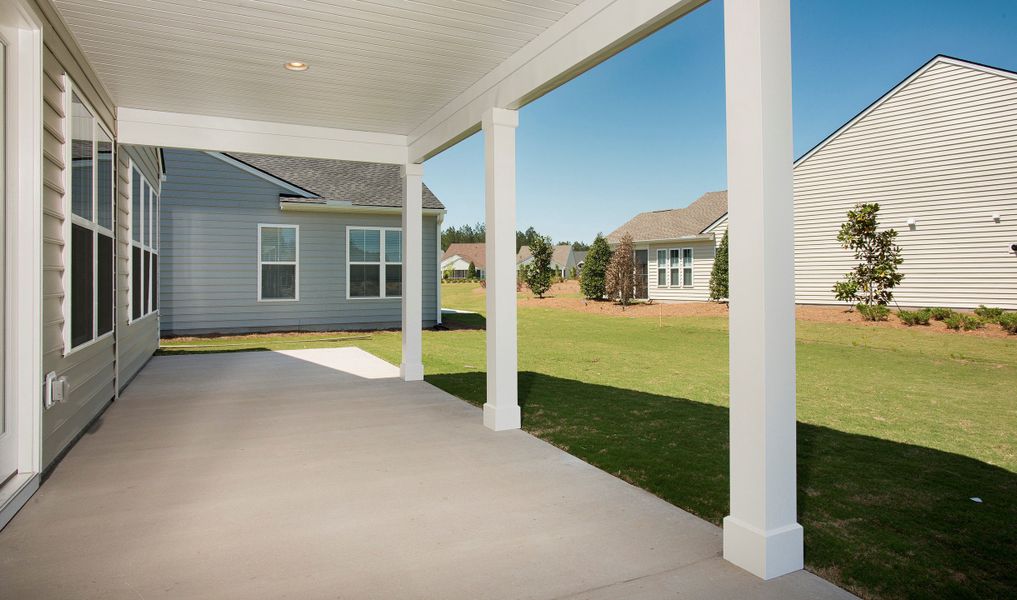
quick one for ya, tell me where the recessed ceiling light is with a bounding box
[285,62,309,72]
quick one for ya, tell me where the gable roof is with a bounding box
[795,55,1017,167]
[516,244,572,266]
[607,191,728,243]
[224,152,444,210]
[442,243,486,269]
[573,250,588,264]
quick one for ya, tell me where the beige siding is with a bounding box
[34,0,123,467]
[794,60,1017,309]
[645,239,716,302]
[117,145,161,388]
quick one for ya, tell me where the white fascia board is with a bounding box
[408,0,707,163]
[207,152,316,198]
[118,108,408,164]
[701,213,729,234]
[279,199,445,216]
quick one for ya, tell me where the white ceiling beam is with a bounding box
[407,0,708,163]
[117,108,408,164]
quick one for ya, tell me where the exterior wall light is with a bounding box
[285,62,309,72]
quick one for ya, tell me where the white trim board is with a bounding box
[118,108,409,165]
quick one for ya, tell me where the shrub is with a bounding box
[709,230,729,301]
[580,234,612,299]
[523,236,554,298]
[974,305,1005,323]
[997,313,1017,334]
[928,307,955,321]
[897,308,931,326]
[945,313,984,331]
[856,303,890,321]
[605,233,637,306]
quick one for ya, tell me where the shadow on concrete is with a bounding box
[425,370,1017,599]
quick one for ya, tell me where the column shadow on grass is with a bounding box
[425,370,1017,600]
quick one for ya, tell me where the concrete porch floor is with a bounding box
[0,348,853,599]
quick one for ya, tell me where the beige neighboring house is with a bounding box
[610,56,1017,309]
[441,243,487,279]
[517,244,577,278]
[608,191,728,301]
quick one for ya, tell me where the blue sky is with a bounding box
[423,0,1017,244]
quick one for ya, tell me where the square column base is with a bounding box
[400,362,424,382]
[723,516,803,580]
[483,403,520,431]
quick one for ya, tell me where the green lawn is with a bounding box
[159,284,1017,599]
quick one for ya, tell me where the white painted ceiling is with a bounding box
[52,0,583,134]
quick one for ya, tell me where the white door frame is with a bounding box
[0,0,43,530]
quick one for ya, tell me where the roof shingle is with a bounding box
[441,243,487,269]
[226,152,444,210]
[607,191,727,243]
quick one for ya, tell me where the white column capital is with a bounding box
[482,107,519,130]
[400,163,424,178]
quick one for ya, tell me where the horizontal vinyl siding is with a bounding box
[645,240,715,302]
[37,2,120,467]
[117,145,161,388]
[794,61,1017,309]
[160,149,439,335]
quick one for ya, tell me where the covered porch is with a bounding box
[0,349,848,599]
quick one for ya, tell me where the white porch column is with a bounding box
[482,108,521,431]
[722,0,803,580]
[400,163,424,381]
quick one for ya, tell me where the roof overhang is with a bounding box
[608,234,715,246]
[52,0,707,164]
[280,198,445,216]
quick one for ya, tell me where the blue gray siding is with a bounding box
[160,149,439,334]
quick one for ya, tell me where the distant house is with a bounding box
[573,250,588,273]
[607,191,728,302]
[517,244,577,278]
[441,243,486,279]
[160,149,446,334]
[609,56,1017,309]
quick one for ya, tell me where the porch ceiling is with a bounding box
[49,0,707,160]
[51,0,582,134]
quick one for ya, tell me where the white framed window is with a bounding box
[65,87,115,352]
[656,249,668,287]
[258,224,299,301]
[681,248,694,287]
[347,226,401,299]
[129,163,159,322]
[667,248,694,287]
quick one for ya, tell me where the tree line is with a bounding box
[442,223,589,252]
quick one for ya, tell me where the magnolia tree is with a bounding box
[580,234,612,299]
[606,233,636,306]
[467,261,477,279]
[833,203,904,307]
[524,235,554,298]
[709,230,729,301]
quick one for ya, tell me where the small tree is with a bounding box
[709,230,729,301]
[580,234,612,299]
[606,233,636,306]
[467,261,477,280]
[524,235,554,298]
[833,203,904,307]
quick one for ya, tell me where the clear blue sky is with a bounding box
[423,0,1017,245]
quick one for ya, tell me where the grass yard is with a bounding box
[159,283,1017,599]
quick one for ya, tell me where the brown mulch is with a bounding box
[517,281,1015,339]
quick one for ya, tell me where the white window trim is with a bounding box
[666,247,694,288]
[258,224,300,302]
[656,249,668,287]
[63,81,116,356]
[345,225,402,300]
[127,161,161,323]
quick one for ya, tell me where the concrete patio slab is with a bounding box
[0,348,853,599]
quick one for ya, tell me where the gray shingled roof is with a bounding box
[607,191,727,243]
[226,152,444,210]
